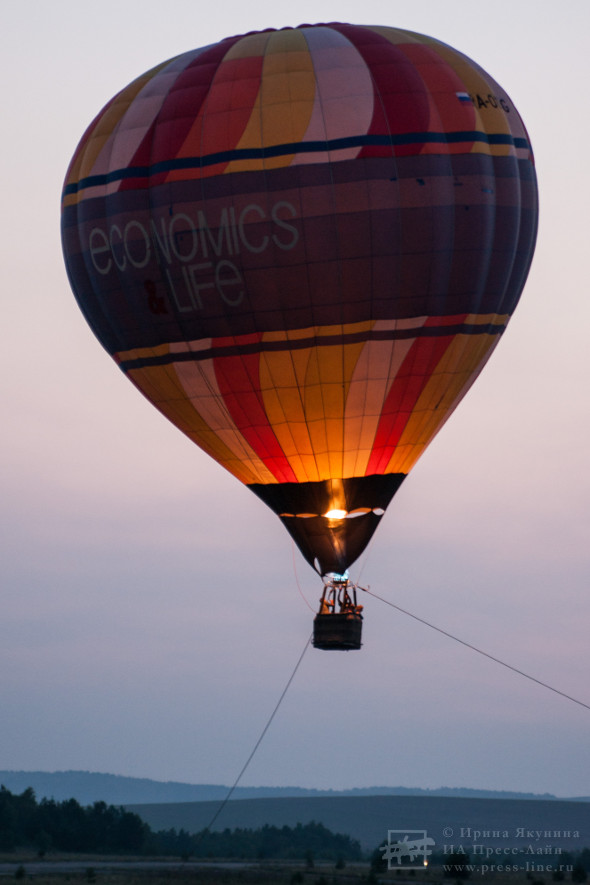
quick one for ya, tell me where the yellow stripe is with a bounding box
[223,31,271,59]
[117,342,171,362]
[63,64,168,207]
[384,332,498,474]
[227,29,316,173]
[259,346,317,482]
[127,364,273,485]
[342,336,415,477]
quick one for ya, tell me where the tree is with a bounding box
[444,851,471,879]
[572,865,587,883]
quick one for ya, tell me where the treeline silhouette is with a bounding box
[151,821,362,861]
[0,786,362,860]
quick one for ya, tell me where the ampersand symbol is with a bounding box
[144,280,169,314]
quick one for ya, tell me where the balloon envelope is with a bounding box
[61,23,538,576]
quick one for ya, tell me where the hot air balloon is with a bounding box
[61,23,538,650]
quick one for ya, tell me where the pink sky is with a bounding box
[1,0,589,797]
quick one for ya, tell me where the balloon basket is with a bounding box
[313,612,363,651]
[312,577,364,650]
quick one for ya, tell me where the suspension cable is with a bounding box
[362,586,590,712]
[203,633,313,834]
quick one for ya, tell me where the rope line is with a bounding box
[362,587,590,712]
[203,634,313,834]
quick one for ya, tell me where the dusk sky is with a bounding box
[2,0,589,798]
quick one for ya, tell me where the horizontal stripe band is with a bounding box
[64,131,530,197]
[118,320,506,372]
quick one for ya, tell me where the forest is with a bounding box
[3,784,590,881]
[0,786,362,861]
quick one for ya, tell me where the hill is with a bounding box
[1,773,589,855]
[0,770,588,806]
[126,793,590,852]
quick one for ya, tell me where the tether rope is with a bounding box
[362,586,590,712]
[199,580,587,843]
[203,633,312,834]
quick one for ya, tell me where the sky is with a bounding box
[2,0,589,800]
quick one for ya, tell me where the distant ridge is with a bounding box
[128,794,590,851]
[0,771,588,806]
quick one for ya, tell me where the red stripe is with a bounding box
[213,342,297,483]
[330,24,430,158]
[120,38,244,189]
[365,317,466,475]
